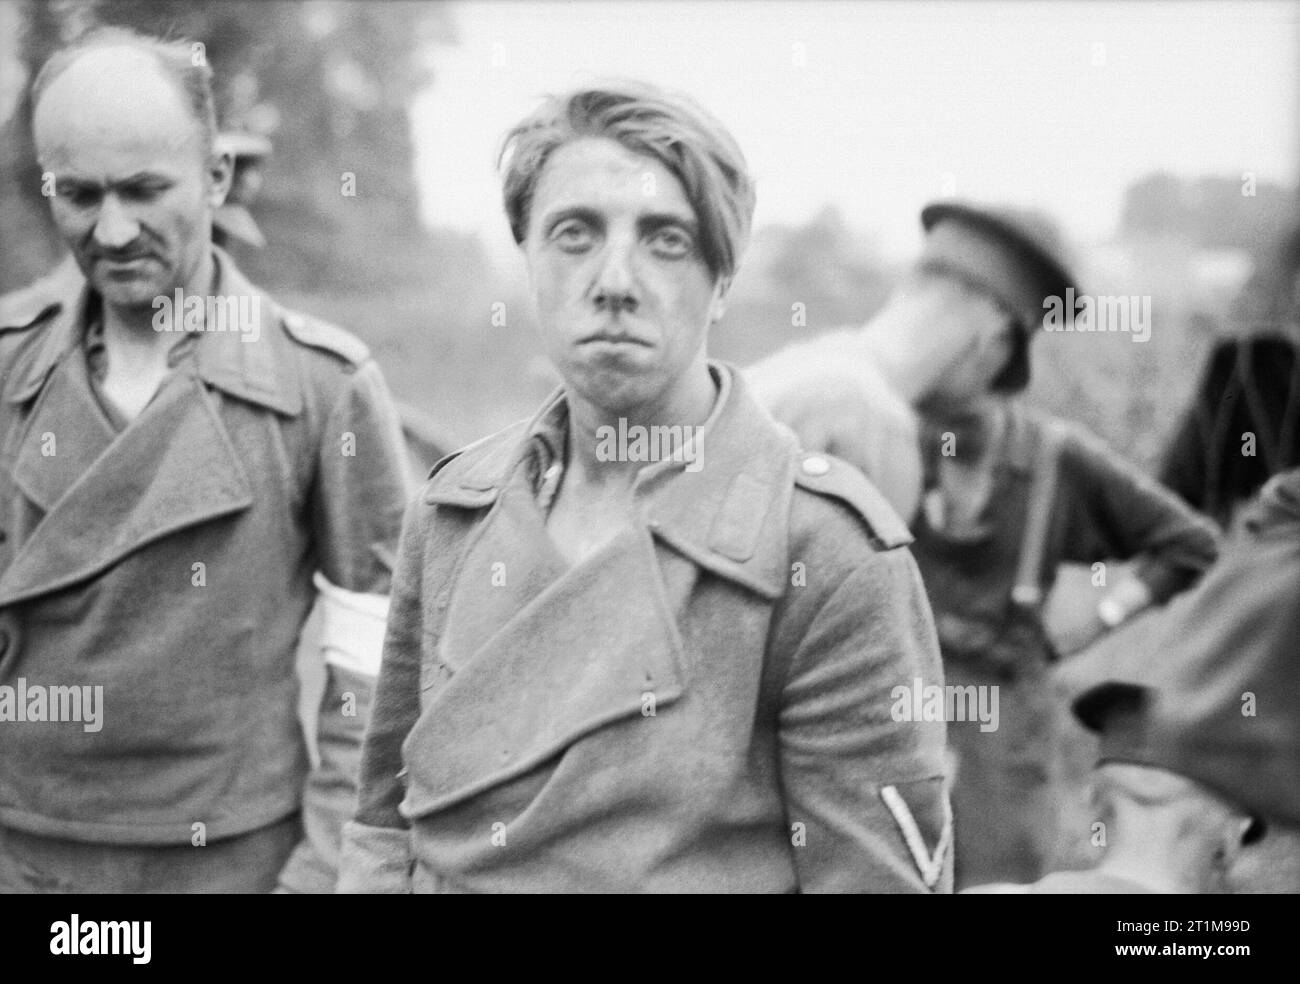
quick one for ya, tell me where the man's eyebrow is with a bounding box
[638,212,699,235]
[53,172,172,191]
[540,205,602,230]
[53,175,99,190]
[113,172,173,187]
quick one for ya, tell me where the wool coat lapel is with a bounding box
[1,366,254,607]
[404,510,687,817]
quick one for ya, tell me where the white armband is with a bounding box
[312,572,391,677]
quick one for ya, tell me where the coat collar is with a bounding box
[426,363,799,600]
[5,247,301,417]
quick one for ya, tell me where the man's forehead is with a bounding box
[536,137,694,215]
[34,46,202,164]
[40,127,200,175]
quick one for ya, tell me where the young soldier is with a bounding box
[341,82,951,893]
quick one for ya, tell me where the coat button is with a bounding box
[802,455,831,476]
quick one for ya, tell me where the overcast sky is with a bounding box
[412,0,1299,268]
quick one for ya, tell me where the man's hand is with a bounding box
[1053,575,1155,658]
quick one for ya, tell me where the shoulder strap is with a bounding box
[792,451,912,549]
[281,309,371,366]
[1010,416,1065,610]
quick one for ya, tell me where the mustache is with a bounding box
[87,239,161,263]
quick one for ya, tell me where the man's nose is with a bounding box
[92,195,141,251]
[592,236,638,312]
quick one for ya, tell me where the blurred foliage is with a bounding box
[712,204,899,366]
[1121,170,1294,255]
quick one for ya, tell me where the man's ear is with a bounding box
[207,151,234,209]
[980,320,1020,388]
[709,275,732,324]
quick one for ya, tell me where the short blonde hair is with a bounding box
[499,81,756,284]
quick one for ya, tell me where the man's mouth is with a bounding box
[578,332,652,347]
[96,254,157,271]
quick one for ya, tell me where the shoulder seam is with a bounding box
[281,309,371,367]
[0,299,60,334]
[793,453,912,549]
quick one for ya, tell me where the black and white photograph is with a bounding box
[0,0,1296,944]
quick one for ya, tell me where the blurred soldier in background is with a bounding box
[751,202,1220,888]
[1159,224,1300,530]
[0,27,410,893]
[749,323,923,518]
[970,467,1300,893]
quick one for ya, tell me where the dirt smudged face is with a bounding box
[522,136,726,424]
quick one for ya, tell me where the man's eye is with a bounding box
[120,183,167,203]
[648,228,693,258]
[551,222,594,251]
[58,186,99,208]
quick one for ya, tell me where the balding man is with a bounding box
[0,27,410,892]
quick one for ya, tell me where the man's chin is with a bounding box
[566,365,662,418]
[91,275,171,311]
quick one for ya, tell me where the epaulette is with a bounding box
[281,309,371,366]
[793,450,913,549]
[0,282,64,334]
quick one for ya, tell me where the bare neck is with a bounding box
[563,361,717,494]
